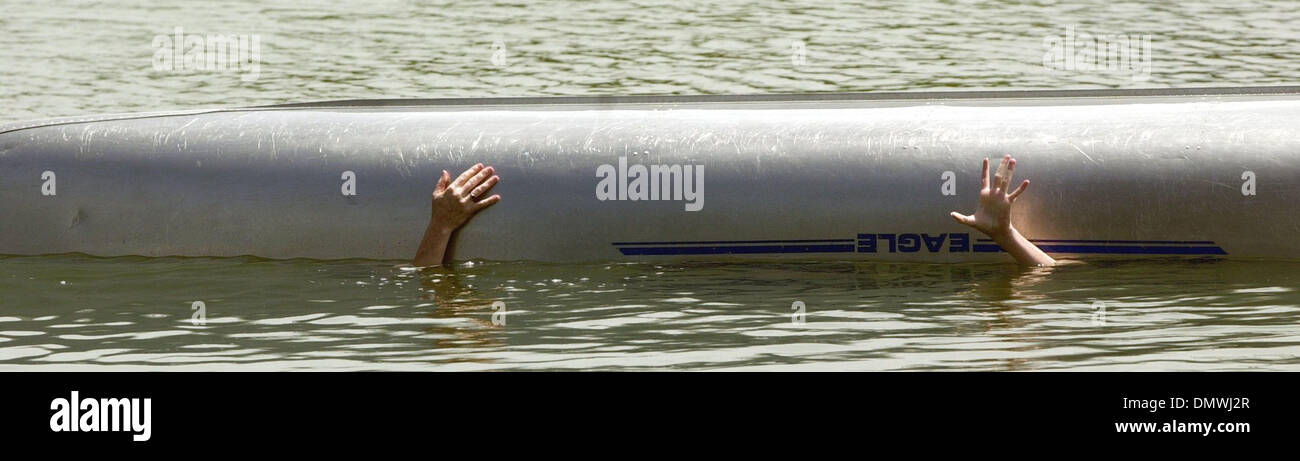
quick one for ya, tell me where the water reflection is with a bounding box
[417,267,506,356]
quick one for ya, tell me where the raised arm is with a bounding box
[949,155,1055,266]
[414,163,501,267]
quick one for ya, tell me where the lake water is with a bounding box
[2,0,1300,370]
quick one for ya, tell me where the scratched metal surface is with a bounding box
[2,93,1298,261]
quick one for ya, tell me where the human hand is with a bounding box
[950,154,1030,239]
[415,163,502,267]
[430,163,501,234]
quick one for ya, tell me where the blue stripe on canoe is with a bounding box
[617,244,856,255]
[975,243,1226,255]
[976,238,1218,245]
[613,238,854,246]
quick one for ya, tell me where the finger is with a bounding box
[472,194,501,212]
[436,170,451,193]
[469,174,500,199]
[1008,180,1030,202]
[1003,158,1017,193]
[452,163,483,187]
[463,166,495,193]
[993,155,1010,192]
[949,211,974,227]
[981,158,990,190]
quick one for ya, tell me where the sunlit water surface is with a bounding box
[2,255,1299,370]
[3,0,1300,122]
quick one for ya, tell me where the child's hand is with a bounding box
[950,154,1029,239]
[949,155,1054,266]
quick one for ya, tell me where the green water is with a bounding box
[2,255,1299,370]
[4,0,1300,122]
[3,0,1300,370]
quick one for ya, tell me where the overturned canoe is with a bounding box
[2,87,1299,262]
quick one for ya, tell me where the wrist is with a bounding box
[425,221,455,239]
[987,225,1018,243]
